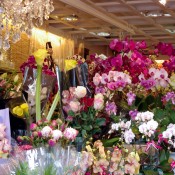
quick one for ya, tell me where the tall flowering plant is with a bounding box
[62,86,106,140]
[84,39,175,174]
[84,140,140,175]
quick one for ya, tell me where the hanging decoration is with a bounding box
[0,0,54,51]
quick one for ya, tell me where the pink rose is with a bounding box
[51,120,58,128]
[63,127,78,141]
[52,130,63,141]
[38,131,42,137]
[74,86,87,98]
[41,126,53,138]
[94,93,104,110]
[30,123,37,131]
[32,131,38,137]
[17,136,24,142]
[69,101,81,113]
[48,139,56,147]
[37,120,43,126]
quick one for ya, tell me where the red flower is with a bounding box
[80,97,94,111]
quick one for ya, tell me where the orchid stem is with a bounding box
[47,92,60,121]
[36,65,42,121]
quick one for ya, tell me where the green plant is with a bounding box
[68,107,106,140]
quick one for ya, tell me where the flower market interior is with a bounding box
[1,0,175,174]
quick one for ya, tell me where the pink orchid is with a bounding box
[101,73,109,84]
[93,73,102,86]
[107,82,117,91]
[171,161,175,169]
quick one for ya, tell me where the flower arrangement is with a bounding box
[0,72,21,99]
[62,86,106,140]
[0,123,11,158]
[17,118,78,148]
[84,140,140,175]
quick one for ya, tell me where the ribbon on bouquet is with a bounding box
[145,141,162,152]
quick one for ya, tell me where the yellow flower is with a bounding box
[12,106,23,117]
[13,74,19,83]
[20,103,29,113]
[86,145,93,152]
[65,59,77,71]
[20,103,28,109]
[129,152,140,161]
[33,49,48,66]
[0,73,7,79]
[12,106,19,114]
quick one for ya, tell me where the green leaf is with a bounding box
[96,118,106,126]
[111,115,119,123]
[102,137,119,147]
[92,128,101,135]
[43,164,57,175]
[81,129,87,138]
[83,125,93,131]
[170,111,175,123]
[163,173,174,175]
[159,150,169,164]
[143,170,158,175]
[68,110,75,117]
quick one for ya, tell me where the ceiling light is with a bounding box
[61,14,78,22]
[89,32,96,35]
[155,60,164,64]
[141,11,170,17]
[166,29,175,33]
[79,28,87,31]
[97,32,110,37]
[159,0,167,6]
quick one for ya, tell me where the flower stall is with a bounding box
[1,38,175,175]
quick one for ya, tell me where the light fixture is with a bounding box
[61,14,78,22]
[159,0,167,6]
[0,0,54,51]
[97,32,110,37]
[141,11,170,17]
[155,60,164,64]
[165,29,175,33]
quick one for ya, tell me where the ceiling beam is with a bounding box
[151,0,175,19]
[118,0,175,40]
[83,0,160,43]
[95,0,175,6]
[58,0,135,34]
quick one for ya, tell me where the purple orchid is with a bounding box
[129,109,138,120]
[105,101,117,115]
[141,78,156,90]
[126,92,136,106]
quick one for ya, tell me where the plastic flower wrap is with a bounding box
[0,144,89,175]
[22,66,56,116]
